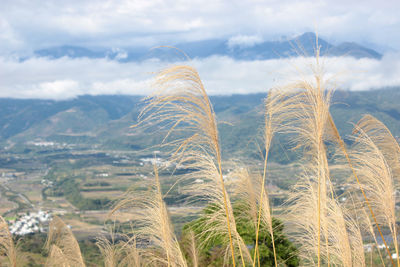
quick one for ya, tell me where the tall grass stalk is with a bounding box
[45,245,70,267]
[96,230,143,267]
[96,234,120,267]
[0,216,18,267]
[45,216,85,267]
[277,45,359,266]
[181,230,199,267]
[356,115,400,176]
[252,89,300,267]
[121,238,143,267]
[356,115,400,266]
[231,167,276,266]
[111,164,187,267]
[351,123,400,267]
[361,208,385,266]
[136,65,249,265]
[328,115,394,265]
[286,76,333,267]
[347,213,366,267]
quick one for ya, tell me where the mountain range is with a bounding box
[33,32,382,62]
[1,88,400,163]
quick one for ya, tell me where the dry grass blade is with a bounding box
[110,164,187,267]
[359,208,385,266]
[45,245,70,267]
[96,232,143,267]
[347,215,365,267]
[120,238,142,267]
[231,168,258,227]
[326,202,354,267]
[327,114,394,265]
[278,46,366,266]
[0,216,18,267]
[286,173,326,265]
[183,155,252,265]
[136,65,246,266]
[351,125,399,266]
[355,114,400,185]
[287,171,358,267]
[96,234,120,267]
[255,176,278,267]
[45,216,85,267]
[253,88,303,267]
[181,230,199,267]
[285,79,333,267]
[231,167,278,267]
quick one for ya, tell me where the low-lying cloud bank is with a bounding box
[1,54,400,100]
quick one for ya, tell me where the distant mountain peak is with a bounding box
[32,32,382,62]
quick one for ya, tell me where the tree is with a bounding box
[181,203,299,266]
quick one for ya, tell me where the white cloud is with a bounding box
[228,35,263,48]
[1,54,400,100]
[0,0,399,54]
[109,48,128,60]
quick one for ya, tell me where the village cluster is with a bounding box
[8,210,51,236]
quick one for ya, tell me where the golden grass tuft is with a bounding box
[136,65,251,266]
[96,234,121,267]
[110,164,187,267]
[96,231,143,267]
[276,46,368,267]
[231,167,277,266]
[180,230,199,267]
[0,216,19,267]
[351,123,400,266]
[45,216,85,267]
[355,114,400,185]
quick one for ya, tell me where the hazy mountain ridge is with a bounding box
[33,32,382,62]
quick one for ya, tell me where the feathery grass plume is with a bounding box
[351,125,400,266]
[256,178,277,267]
[46,245,70,267]
[359,208,385,266]
[110,164,187,267]
[230,168,258,227]
[182,154,252,266]
[326,200,365,267]
[355,114,400,183]
[287,170,359,267]
[96,231,143,267]
[355,115,400,264]
[283,76,333,267]
[0,216,18,267]
[346,214,365,267]
[45,216,85,267]
[180,230,199,267]
[277,43,368,266]
[285,84,368,266]
[252,88,302,267]
[96,234,120,267]
[230,167,278,266]
[325,199,351,267]
[120,237,142,267]
[286,172,328,266]
[136,65,249,266]
[327,114,394,264]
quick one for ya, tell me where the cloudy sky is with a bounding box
[1,0,399,99]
